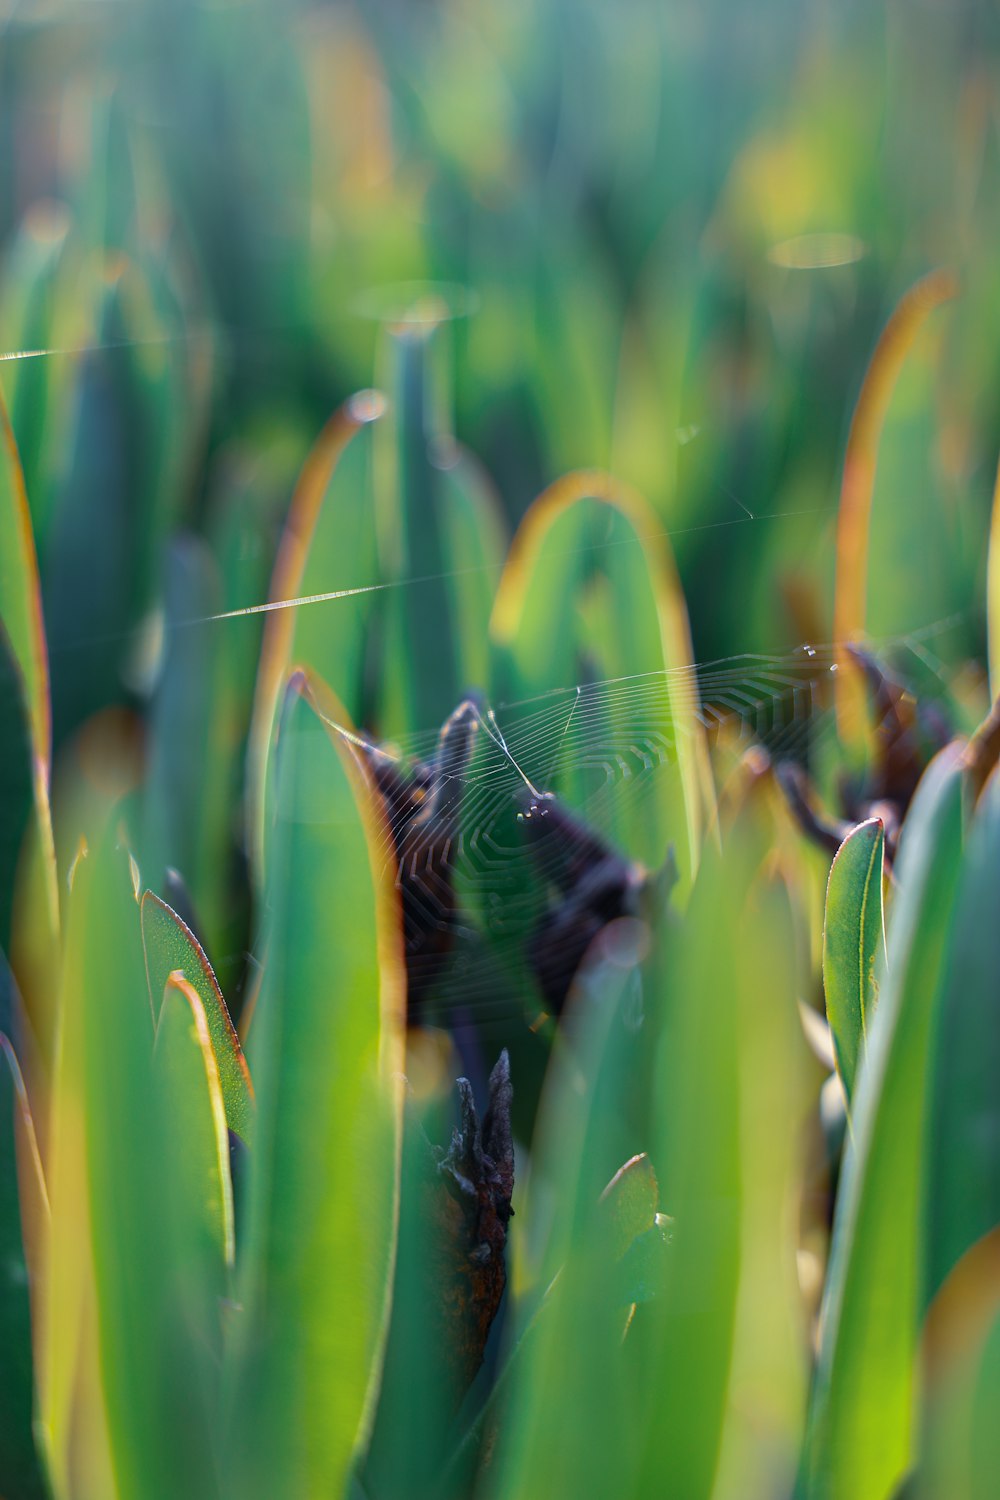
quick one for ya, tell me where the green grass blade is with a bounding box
[822,817,886,1103]
[636,803,808,1500]
[806,743,967,1500]
[40,824,223,1499]
[833,270,958,755]
[141,891,254,1145]
[227,673,405,1500]
[490,471,713,881]
[248,394,385,883]
[0,382,49,777]
[37,851,117,1500]
[0,201,71,548]
[0,1031,48,1499]
[140,536,224,938]
[0,629,37,950]
[82,832,225,1499]
[598,1152,659,1260]
[377,323,506,737]
[988,454,1000,702]
[923,765,1000,1306]
[488,941,655,1500]
[919,1232,1000,1497]
[0,382,58,964]
[154,974,235,1269]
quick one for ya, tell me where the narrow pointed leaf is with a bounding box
[141,890,254,1145]
[807,743,967,1500]
[822,817,886,1102]
[228,673,405,1500]
[638,815,808,1500]
[0,382,49,775]
[0,1032,48,1499]
[155,974,235,1269]
[0,383,57,962]
[833,269,958,751]
[598,1153,659,1260]
[924,766,1000,1305]
[248,392,385,883]
[490,471,713,880]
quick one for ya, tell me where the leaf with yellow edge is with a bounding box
[154,974,235,1269]
[918,1229,1000,1500]
[833,269,958,753]
[598,1153,659,1261]
[248,390,386,882]
[0,383,50,776]
[141,890,254,1145]
[986,452,1000,701]
[923,764,1000,1308]
[0,380,58,974]
[227,668,405,1500]
[0,1031,49,1499]
[490,470,713,881]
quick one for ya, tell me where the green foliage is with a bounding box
[0,5,998,1500]
[141,891,254,1145]
[822,817,886,1103]
[808,747,966,1500]
[228,677,404,1500]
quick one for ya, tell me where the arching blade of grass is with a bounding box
[0,1031,49,1499]
[0,381,58,972]
[822,817,886,1104]
[918,1229,1000,1497]
[923,765,1000,1307]
[806,742,967,1500]
[0,632,37,949]
[490,470,713,882]
[0,384,49,775]
[140,536,228,957]
[227,671,405,1500]
[488,930,660,1500]
[833,269,958,756]
[248,392,386,884]
[154,974,235,1270]
[599,1151,660,1260]
[376,319,507,737]
[36,844,116,1500]
[141,891,254,1145]
[635,800,809,1500]
[0,200,72,547]
[491,787,807,1500]
[986,452,1000,701]
[41,825,225,1500]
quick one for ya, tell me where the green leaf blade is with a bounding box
[822,816,886,1102]
[807,743,967,1500]
[0,1031,48,1499]
[141,890,254,1145]
[0,383,49,777]
[154,975,235,1270]
[228,676,405,1500]
[924,766,1000,1306]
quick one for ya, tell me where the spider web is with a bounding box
[8,333,970,1024]
[319,614,963,1026]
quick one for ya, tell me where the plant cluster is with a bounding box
[2,4,1000,1499]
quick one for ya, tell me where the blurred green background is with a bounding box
[3,6,1000,1497]
[3,0,998,676]
[2,0,996,990]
